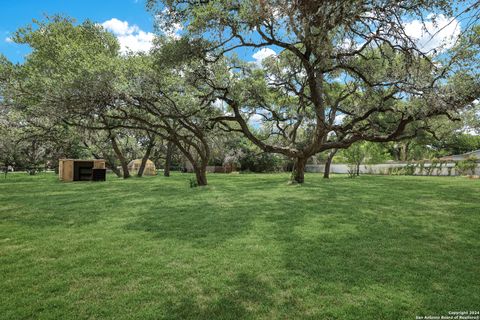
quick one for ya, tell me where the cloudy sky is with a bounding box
[0,1,471,64]
[0,0,154,62]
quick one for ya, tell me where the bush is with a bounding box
[347,165,357,178]
[404,163,416,175]
[188,177,198,188]
[239,151,283,173]
[388,167,407,176]
[456,157,478,176]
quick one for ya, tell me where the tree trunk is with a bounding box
[137,138,155,177]
[323,149,338,179]
[108,162,122,177]
[291,157,307,184]
[356,163,360,176]
[164,141,173,177]
[110,136,130,179]
[137,152,149,177]
[89,146,122,178]
[400,142,409,162]
[194,165,208,186]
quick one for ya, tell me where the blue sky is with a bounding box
[0,0,267,64]
[0,0,154,63]
[0,1,475,65]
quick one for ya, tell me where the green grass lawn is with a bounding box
[0,173,479,319]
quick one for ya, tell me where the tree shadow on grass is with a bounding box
[0,174,196,228]
[160,272,274,320]
[123,175,297,247]
[0,181,163,228]
[124,201,257,248]
[276,225,478,317]
[265,189,480,318]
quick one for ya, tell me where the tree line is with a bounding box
[1,1,479,184]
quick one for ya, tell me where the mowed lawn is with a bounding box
[0,173,479,319]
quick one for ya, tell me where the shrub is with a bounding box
[347,165,357,178]
[239,151,283,172]
[388,167,407,176]
[189,177,198,188]
[418,160,425,175]
[425,162,434,176]
[456,156,478,176]
[404,163,416,175]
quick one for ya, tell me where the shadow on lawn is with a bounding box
[0,179,170,228]
[123,174,338,246]
[123,175,295,246]
[272,227,466,317]
[0,174,197,228]
[2,174,479,318]
[124,201,257,247]
[122,175,466,247]
[162,272,275,320]
[266,191,480,317]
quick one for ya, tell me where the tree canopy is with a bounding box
[1,2,479,184]
[146,0,480,182]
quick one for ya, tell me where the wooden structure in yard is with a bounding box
[58,159,106,182]
[127,159,156,176]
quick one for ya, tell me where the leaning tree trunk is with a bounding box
[136,150,150,177]
[291,157,307,184]
[108,161,122,178]
[110,136,130,179]
[356,163,361,176]
[103,156,122,178]
[323,149,338,179]
[88,145,122,178]
[174,143,208,186]
[164,141,173,177]
[169,134,209,186]
[137,138,155,177]
[193,164,208,186]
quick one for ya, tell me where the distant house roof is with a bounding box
[440,149,480,161]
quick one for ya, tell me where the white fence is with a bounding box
[306,163,480,176]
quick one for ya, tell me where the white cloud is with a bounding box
[101,18,154,53]
[5,37,13,43]
[403,14,461,53]
[252,48,276,65]
[334,113,346,125]
[102,18,139,36]
[117,31,154,53]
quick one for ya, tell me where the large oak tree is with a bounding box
[149,0,480,183]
